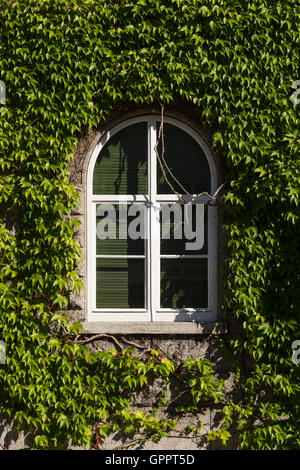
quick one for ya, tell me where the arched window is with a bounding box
[87,115,217,322]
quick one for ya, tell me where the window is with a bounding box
[87,115,217,322]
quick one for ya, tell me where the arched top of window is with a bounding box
[88,115,217,198]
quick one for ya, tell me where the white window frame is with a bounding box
[87,115,217,322]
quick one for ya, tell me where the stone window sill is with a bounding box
[81,321,228,335]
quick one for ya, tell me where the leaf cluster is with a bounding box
[0,0,299,449]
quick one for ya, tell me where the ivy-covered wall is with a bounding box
[0,0,299,450]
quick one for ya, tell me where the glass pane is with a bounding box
[96,258,145,308]
[160,259,208,308]
[93,122,148,194]
[96,203,146,255]
[160,203,207,255]
[157,122,211,194]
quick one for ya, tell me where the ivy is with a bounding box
[0,0,299,450]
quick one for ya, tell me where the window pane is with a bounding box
[160,259,208,308]
[96,203,146,255]
[157,123,211,194]
[160,203,207,255]
[93,122,148,194]
[96,258,145,308]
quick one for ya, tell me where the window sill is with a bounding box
[80,321,228,335]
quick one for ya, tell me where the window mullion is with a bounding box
[149,118,159,321]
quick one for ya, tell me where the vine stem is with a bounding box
[112,437,146,450]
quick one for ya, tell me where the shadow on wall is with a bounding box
[0,418,86,450]
[0,419,35,450]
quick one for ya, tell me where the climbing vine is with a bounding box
[0,0,299,450]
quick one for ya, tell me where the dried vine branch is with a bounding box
[120,336,150,350]
[154,103,230,205]
[76,333,124,350]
